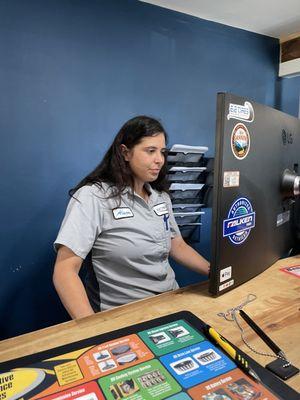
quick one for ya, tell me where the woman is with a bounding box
[53,116,209,319]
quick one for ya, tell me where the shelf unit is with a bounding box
[167,144,209,241]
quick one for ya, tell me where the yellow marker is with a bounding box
[207,326,261,382]
[208,327,236,358]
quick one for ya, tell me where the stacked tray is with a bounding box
[167,145,208,239]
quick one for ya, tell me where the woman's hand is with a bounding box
[53,246,95,319]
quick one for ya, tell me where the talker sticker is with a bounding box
[227,101,254,123]
[223,198,255,245]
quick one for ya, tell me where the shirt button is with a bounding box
[161,253,168,261]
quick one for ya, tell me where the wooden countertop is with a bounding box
[0,256,299,392]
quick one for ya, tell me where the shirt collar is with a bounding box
[122,183,160,205]
[144,183,159,205]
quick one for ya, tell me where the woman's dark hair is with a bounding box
[69,115,169,198]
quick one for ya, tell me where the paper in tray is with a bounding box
[168,167,206,182]
[170,183,204,191]
[172,203,203,209]
[169,166,206,172]
[173,212,204,217]
[175,212,203,225]
[178,222,202,226]
[172,204,203,213]
[169,144,208,154]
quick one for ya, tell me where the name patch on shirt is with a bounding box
[112,207,134,220]
[153,202,169,216]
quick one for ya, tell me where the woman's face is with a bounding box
[122,133,166,185]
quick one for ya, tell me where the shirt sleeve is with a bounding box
[163,193,181,239]
[54,185,103,259]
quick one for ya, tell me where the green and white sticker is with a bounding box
[138,320,205,356]
[98,360,181,400]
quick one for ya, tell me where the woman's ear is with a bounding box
[120,144,130,161]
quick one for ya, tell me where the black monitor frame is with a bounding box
[209,93,300,296]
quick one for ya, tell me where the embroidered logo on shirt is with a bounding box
[163,214,170,231]
[112,207,134,220]
[153,202,169,216]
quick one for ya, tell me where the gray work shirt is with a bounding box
[54,182,181,311]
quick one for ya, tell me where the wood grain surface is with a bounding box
[0,256,299,391]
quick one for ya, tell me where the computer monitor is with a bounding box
[209,92,300,296]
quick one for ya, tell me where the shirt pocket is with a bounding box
[159,213,172,254]
[152,202,172,252]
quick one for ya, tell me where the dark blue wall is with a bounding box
[0,0,295,339]
[279,75,300,117]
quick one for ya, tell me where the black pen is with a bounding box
[206,325,261,382]
[239,310,286,359]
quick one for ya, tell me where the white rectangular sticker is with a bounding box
[219,279,234,291]
[223,171,240,188]
[220,266,232,283]
[276,210,290,227]
[112,207,134,219]
[153,202,168,216]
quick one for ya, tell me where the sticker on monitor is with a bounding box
[223,171,240,188]
[227,101,255,123]
[230,123,251,160]
[220,266,232,283]
[223,197,255,245]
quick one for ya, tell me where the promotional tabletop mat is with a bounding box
[0,311,298,400]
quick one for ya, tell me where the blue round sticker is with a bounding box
[223,197,256,245]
